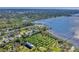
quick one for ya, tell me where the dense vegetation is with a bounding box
[0,31,73,52]
[0,9,79,20]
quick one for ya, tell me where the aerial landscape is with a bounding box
[0,7,79,52]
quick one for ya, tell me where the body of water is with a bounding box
[34,16,79,47]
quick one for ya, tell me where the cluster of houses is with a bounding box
[0,24,44,45]
[0,22,47,49]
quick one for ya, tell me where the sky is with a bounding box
[0,7,79,10]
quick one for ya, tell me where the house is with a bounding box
[2,36,14,43]
[8,37,14,41]
[25,30,33,36]
[24,42,34,49]
[8,32,14,37]
[15,34,21,38]
[3,39,9,43]
[34,24,45,28]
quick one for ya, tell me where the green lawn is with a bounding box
[24,33,62,52]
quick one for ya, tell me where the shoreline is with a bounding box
[34,22,78,48]
[47,29,79,48]
[33,17,79,48]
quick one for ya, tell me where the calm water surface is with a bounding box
[34,16,79,47]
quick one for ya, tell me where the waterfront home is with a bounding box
[34,24,47,30]
[25,30,33,36]
[24,42,34,49]
[34,24,45,27]
[32,30,39,33]
[25,30,40,37]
